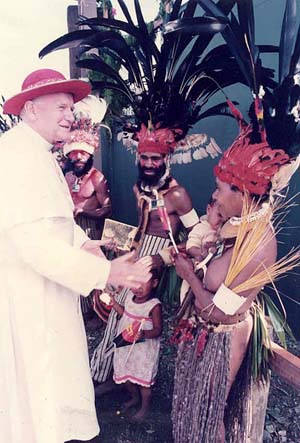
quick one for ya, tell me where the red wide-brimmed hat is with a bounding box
[3,69,91,116]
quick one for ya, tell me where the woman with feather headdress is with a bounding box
[170,1,300,442]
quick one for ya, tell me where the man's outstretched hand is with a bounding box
[107,251,152,290]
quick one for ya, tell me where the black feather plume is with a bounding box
[39,0,245,140]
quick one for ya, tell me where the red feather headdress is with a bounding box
[136,123,183,155]
[214,103,290,196]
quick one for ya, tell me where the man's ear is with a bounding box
[23,101,37,120]
[152,278,159,289]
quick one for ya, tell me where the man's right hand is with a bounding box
[107,251,152,290]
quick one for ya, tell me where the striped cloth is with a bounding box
[75,214,101,315]
[90,233,170,383]
[75,213,101,240]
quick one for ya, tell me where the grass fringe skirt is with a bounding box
[172,325,252,443]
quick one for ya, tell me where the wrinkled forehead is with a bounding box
[68,149,91,155]
[33,92,74,106]
[138,151,165,160]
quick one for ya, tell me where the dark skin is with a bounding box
[174,178,277,443]
[67,167,111,219]
[134,153,195,239]
[134,180,194,238]
[95,153,194,396]
[65,150,112,235]
[110,283,162,341]
[111,278,162,422]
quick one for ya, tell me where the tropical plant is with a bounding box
[193,0,300,156]
[0,96,19,135]
[39,0,263,138]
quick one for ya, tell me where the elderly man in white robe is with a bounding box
[0,68,151,443]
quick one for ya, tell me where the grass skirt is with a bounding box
[172,323,252,443]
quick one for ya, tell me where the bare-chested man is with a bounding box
[91,139,199,391]
[65,148,112,239]
[64,134,112,320]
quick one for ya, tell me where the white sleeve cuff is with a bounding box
[73,223,90,248]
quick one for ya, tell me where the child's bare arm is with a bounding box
[143,304,162,339]
[187,245,205,260]
[110,295,124,316]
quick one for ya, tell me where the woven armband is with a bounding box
[179,209,199,228]
[212,283,246,315]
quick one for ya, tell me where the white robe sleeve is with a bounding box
[7,219,111,296]
[73,223,91,248]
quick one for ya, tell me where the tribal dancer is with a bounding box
[64,95,112,319]
[64,95,111,241]
[171,1,300,442]
[90,130,198,388]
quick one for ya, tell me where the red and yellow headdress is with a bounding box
[214,89,298,196]
[63,95,107,156]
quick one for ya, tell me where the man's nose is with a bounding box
[66,109,75,123]
[145,158,154,167]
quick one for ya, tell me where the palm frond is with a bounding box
[279,0,298,83]
[251,300,272,381]
[39,0,244,141]
[77,57,133,99]
[262,290,295,347]
[39,30,97,58]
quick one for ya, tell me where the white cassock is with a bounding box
[0,122,111,443]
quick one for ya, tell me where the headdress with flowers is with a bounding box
[63,94,107,156]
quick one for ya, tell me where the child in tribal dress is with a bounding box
[111,273,162,422]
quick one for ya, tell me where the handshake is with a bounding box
[81,239,153,291]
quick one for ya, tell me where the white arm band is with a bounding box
[179,209,199,228]
[158,246,173,265]
[212,283,246,315]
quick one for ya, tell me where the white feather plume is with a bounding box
[73,95,108,123]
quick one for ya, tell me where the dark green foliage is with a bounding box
[197,0,300,158]
[39,0,242,137]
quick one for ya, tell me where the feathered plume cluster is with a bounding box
[67,129,100,150]
[39,0,263,162]
[39,0,300,167]
[214,125,290,195]
[69,94,107,149]
[64,94,107,154]
[73,94,107,124]
[193,0,300,160]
